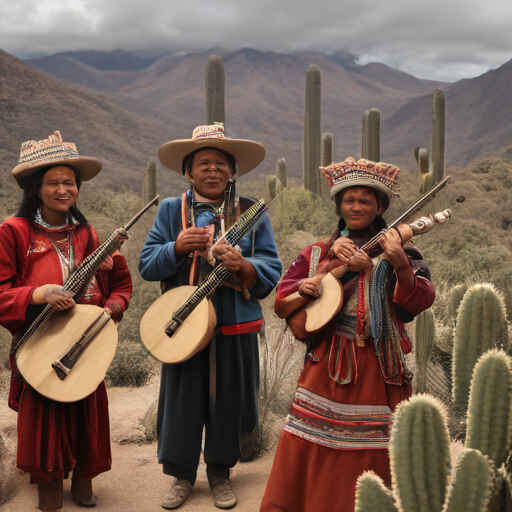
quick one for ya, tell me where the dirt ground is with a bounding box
[0,374,281,512]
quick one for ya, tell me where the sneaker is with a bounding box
[161,479,192,509]
[208,476,237,509]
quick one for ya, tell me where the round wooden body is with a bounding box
[305,273,344,332]
[16,304,118,403]
[140,285,216,364]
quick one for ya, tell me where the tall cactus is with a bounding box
[320,132,333,199]
[430,89,445,186]
[266,175,279,200]
[448,283,467,323]
[361,108,380,162]
[452,284,507,415]
[303,64,321,195]
[414,308,436,393]
[390,394,451,512]
[418,147,431,193]
[205,55,225,127]
[465,350,512,467]
[141,160,157,208]
[276,158,287,188]
[355,472,398,512]
[442,449,492,512]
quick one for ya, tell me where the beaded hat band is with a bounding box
[158,123,265,177]
[12,131,102,190]
[321,157,401,209]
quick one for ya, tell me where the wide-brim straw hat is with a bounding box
[12,131,102,190]
[321,157,401,212]
[158,124,265,176]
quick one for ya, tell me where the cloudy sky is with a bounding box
[2,0,512,82]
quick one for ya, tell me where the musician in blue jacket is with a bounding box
[139,124,281,510]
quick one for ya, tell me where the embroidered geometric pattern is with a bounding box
[18,131,79,165]
[283,387,392,450]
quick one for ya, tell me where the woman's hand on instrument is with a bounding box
[380,229,408,267]
[298,275,323,299]
[347,250,372,272]
[31,284,75,310]
[332,237,358,263]
[175,227,212,260]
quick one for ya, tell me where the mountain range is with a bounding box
[1,47,511,196]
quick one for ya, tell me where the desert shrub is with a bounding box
[139,399,158,443]
[0,327,11,370]
[106,342,154,388]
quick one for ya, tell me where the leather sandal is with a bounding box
[208,476,237,509]
[161,479,193,509]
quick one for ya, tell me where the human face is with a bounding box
[38,166,79,223]
[188,149,234,201]
[339,187,381,230]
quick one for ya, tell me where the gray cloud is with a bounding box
[2,0,512,81]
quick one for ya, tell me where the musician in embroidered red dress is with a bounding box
[260,157,435,512]
[0,131,132,511]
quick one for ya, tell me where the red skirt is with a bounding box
[17,382,111,484]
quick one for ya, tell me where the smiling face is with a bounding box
[187,149,235,201]
[338,186,382,230]
[38,166,79,223]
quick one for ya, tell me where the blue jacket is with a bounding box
[138,196,282,327]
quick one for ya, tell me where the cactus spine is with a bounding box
[390,394,451,512]
[205,55,225,127]
[465,350,512,467]
[303,64,321,195]
[442,449,491,512]
[276,158,287,188]
[430,89,445,186]
[320,132,333,199]
[452,284,507,415]
[141,160,157,208]
[361,108,380,162]
[414,308,436,393]
[355,472,398,512]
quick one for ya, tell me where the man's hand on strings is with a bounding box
[332,237,358,263]
[31,284,75,310]
[347,250,372,272]
[174,227,212,260]
[212,240,244,273]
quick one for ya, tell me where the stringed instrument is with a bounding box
[140,198,269,364]
[14,196,158,402]
[275,177,454,335]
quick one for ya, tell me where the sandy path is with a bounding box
[1,374,278,512]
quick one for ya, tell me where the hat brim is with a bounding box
[158,138,265,176]
[12,156,103,190]
[330,180,393,212]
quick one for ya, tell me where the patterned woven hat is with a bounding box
[158,124,265,176]
[321,157,401,208]
[12,131,102,189]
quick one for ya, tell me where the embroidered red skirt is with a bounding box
[17,382,111,484]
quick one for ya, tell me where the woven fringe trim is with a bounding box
[284,387,392,450]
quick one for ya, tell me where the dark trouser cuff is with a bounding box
[206,463,230,480]
[162,461,197,486]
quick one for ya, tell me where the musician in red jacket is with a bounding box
[0,132,132,511]
[261,157,435,512]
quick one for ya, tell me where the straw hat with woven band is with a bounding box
[158,124,265,176]
[12,131,102,190]
[321,157,401,213]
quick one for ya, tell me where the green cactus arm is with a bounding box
[452,284,507,415]
[430,89,445,186]
[390,395,451,512]
[442,449,491,512]
[276,158,287,188]
[205,55,225,126]
[303,64,321,195]
[418,148,429,175]
[465,349,512,467]
[414,308,436,394]
[355,471,398,512]
[361,108,380,162]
